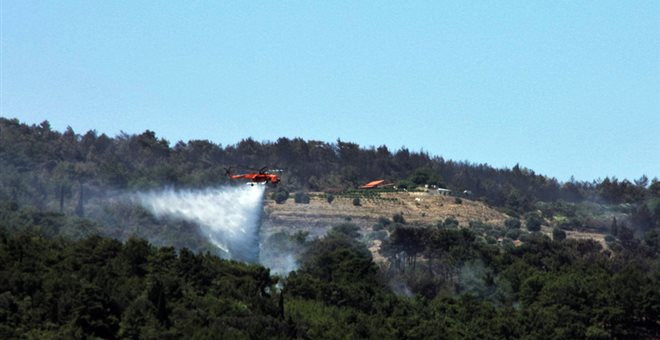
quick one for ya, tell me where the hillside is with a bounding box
[265,191,507,233]
[1,118,659,338]
[262,190,612,262]
[263,190,507,247]
[1,117,656,255]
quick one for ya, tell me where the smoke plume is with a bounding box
[136,185,265,262]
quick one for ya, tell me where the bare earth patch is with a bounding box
[261,191,508,242]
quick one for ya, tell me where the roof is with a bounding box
[359,179,387,189]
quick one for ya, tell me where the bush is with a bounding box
[487,228,504,239]
[326,194,335,204]
[294,192,310,204]
[392,213,406,224]
[442,217,459,229]
[504,218,521,229]
[378,216,391,226]
[524,212,543,232]
[552,227,566,241]
[518,232,531,243]
[331,223,360,239]
[273,189,289,204]
[454,197,463,204]
[373,216,391,231]
[506,228,521,240]
[396,179,415,190]
[501,238,515,249]
[352,197,361,206]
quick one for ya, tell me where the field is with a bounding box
[262,190,508,237]
[262,190,613,260]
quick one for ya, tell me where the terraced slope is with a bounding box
[261,191,508,238]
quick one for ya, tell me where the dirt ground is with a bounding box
[262,191,508,237]
[262,191,611,262]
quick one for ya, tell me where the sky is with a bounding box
[1,1,658,182]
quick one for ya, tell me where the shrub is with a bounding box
[504,218,521,229]
[454,197,463,204]
[442,217,459,229]
[396,179,415,190]
[352,197,361,206]
[524,212,543,232]
[326,194,335,204]
[518,232,531,243]
[392,213,406,224]
[552,227,566,241]
[506,228,521,240]
[331,223,360,239]
[273,189,289,204]
[501,238,515,249]
[378,216,391,226]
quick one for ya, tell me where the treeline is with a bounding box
[0,225,287,338]
[2,118,658,216]
[1,206,658,338]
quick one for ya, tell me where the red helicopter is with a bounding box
[225,166,281,186]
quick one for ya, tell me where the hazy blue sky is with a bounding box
[2,1,658,181]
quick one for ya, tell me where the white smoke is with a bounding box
[259,233,303,275]
[136,185,265,262]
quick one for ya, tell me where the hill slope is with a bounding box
[263,191,507,237]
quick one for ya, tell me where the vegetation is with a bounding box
[524,212,544,232]
[1,118,659,337]
[1,208,658,338]
[393,213,406,225]
[504,218,521,229]
[2,118,658,214]
[553,227,567,241]
[273,189,290,204]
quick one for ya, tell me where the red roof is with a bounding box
[359,179,387,189]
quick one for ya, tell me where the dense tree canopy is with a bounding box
[1,209,658,338]
[1,117,659,338]
[2,118,657,212]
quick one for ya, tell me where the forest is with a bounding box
[1,117,659,338]
[2,117,658,211]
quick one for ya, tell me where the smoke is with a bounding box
[136,185,265,262]
[259,232,306,275]
[458,260,495,297]
[389,280,414,297]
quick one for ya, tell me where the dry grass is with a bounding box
[262,191,508,238]
[262,191,612,261]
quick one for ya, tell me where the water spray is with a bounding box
[136,185,265,262]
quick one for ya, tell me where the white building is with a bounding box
[429,188,452,196]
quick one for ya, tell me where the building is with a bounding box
[430,188,452,196]
[359,179,395,189]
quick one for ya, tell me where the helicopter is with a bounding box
[225,166,281,186]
